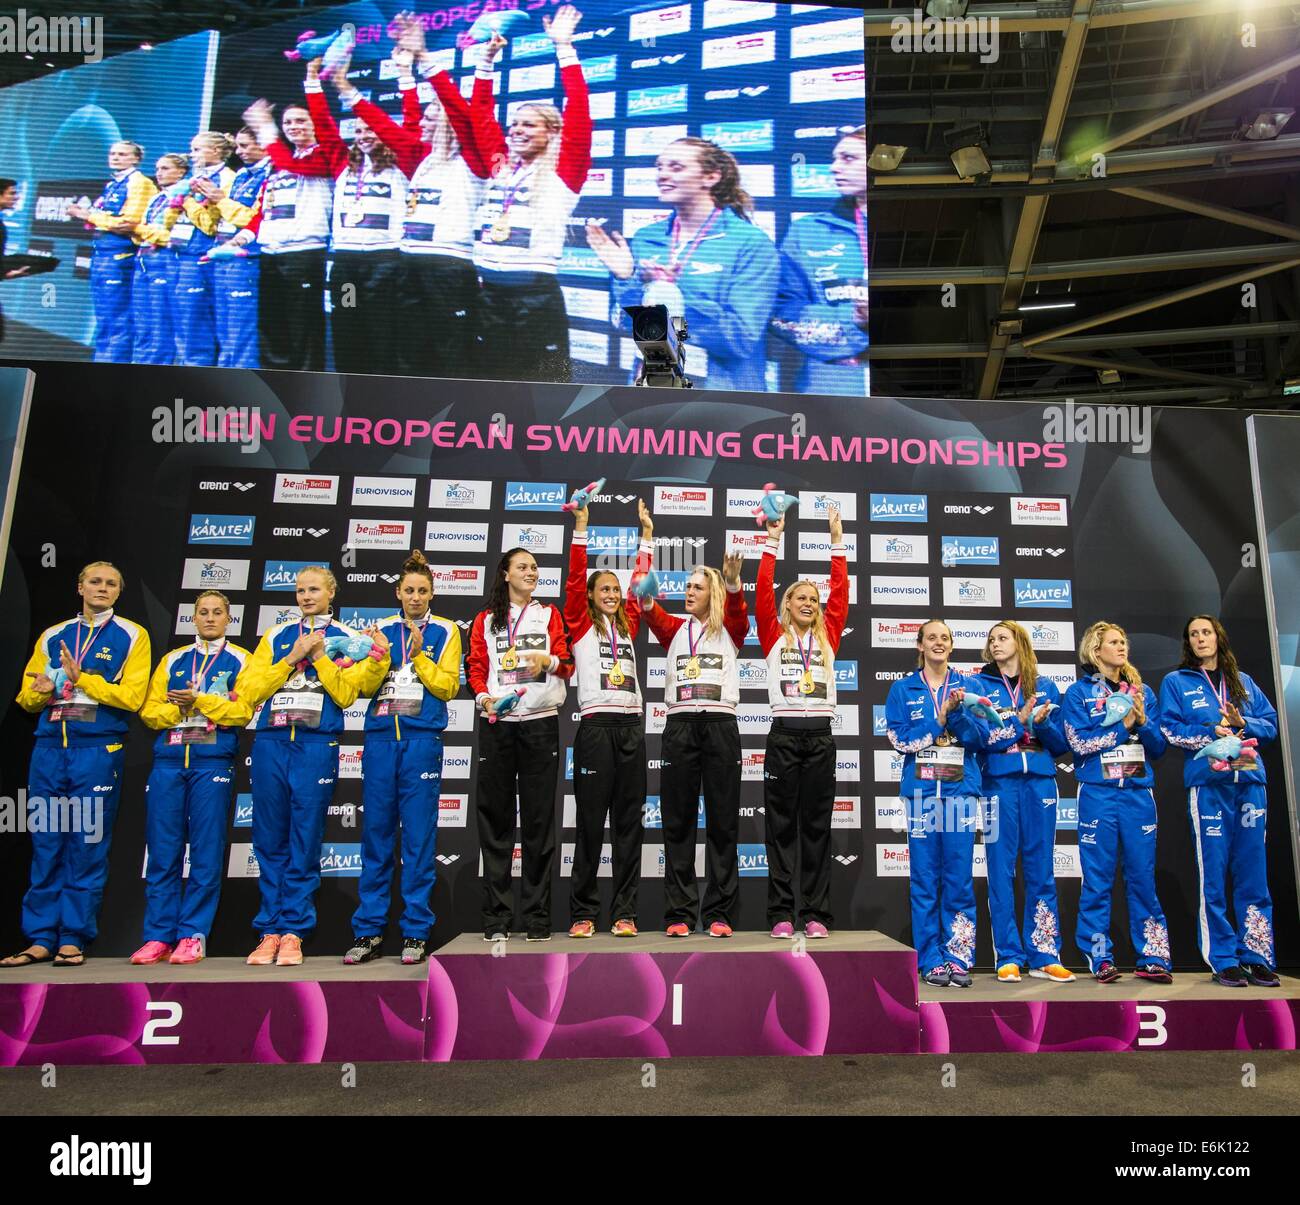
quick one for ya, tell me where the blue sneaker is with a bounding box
[924,964,950,987]
[945,961,973,988]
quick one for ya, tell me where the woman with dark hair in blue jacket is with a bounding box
[1158,615,1279,988]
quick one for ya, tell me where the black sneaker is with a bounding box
[343,935,382,965]
[401,938,428,965]
[1094,960,1121,984]
[482,928,510,943]
[1243,963,1281,988]
[526,928,552,943]
[1212,965,1248,988]
[1134,965,1173,984]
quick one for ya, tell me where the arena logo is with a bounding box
[270,527,327,538]
[630,53,687,68]
[199,480,255,492]
[703,85,769,100]
[1042,400,1151,454]
[890,7,1001,65]
[944,504,994,515]
[152,401,267,453]
[1016,546,1066,557]
[188,515,254,546]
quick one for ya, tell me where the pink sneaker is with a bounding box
[708,921,733,939]
[130,941,173,966]
[770,921,795,939]
[169,937,205,965]
[804,921,829,939]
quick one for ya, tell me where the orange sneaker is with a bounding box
[665,923,690,938]
[568,920,596,939]
[246,934,280,966]
[611,919,638,937]
[708,921,733,939]
[276,934,304,966]
[997,963,1021,982]
[1029,963,1077,983]
[130,941,173,966]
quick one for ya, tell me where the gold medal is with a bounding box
[936,731,954,747]
[683,656,701,680]
[608,662,626,687]
[490,216,511,243]
[501,646,519,671]
[799,670,816,695]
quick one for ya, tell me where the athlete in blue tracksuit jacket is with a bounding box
[134,594,253,963]
[771,130,869,395]
[1063,623,1171,980]
[234,567,388,965]
[605,205,779,393]
[3,562,150,967]
[884,621,990,984]
[1157,616,1279,983]
[69,143,158,362]
[347,556,462,965]
[204,135,270,369]
[971,632,1071,977]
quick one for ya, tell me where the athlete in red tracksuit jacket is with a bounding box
[467,547,573,941]
[563,499,654,938]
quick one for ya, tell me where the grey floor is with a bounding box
[2,1052,1297,1116]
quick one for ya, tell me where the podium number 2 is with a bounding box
[142,1001,183,1046]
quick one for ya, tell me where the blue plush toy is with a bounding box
[1100,688,1135,727]
[1194,734,1259,772]
[46,664,72,699]
[206,671,232,696]
[752,482,799,528]
[628,569,660,601]
[200,242,250,264]
[1024,700,1057,736]
[563,478,606,512]
[323,635,375,666]
[284,26,356,69]
[488,687,527,724]
[961,694,1004,726]
[466,10,532,43]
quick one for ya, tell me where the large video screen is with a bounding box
[0,3,868,394]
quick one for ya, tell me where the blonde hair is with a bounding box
[193,590,231,612]
[296,565,338,597]
[689,566,727,641]
[156,152,190,175]
[78,560,124,590]
[508,103,562,190]
[1078,620,1143,690]
[779,580,833,671]
[982,619,1038,699]
[193,131,236,161]
[914,618,952,669]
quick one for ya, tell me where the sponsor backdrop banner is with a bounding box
[0,361,1294,966]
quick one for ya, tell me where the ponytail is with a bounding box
[672,136,753,220]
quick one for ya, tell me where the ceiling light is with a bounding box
[1237,109,1293,141]
[926,0,970,17]
[868,144,907,172]
[993,316,1022,337]
[944,123,990,180]
[1017,301,1077,312]
[1097,368,1122,386]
